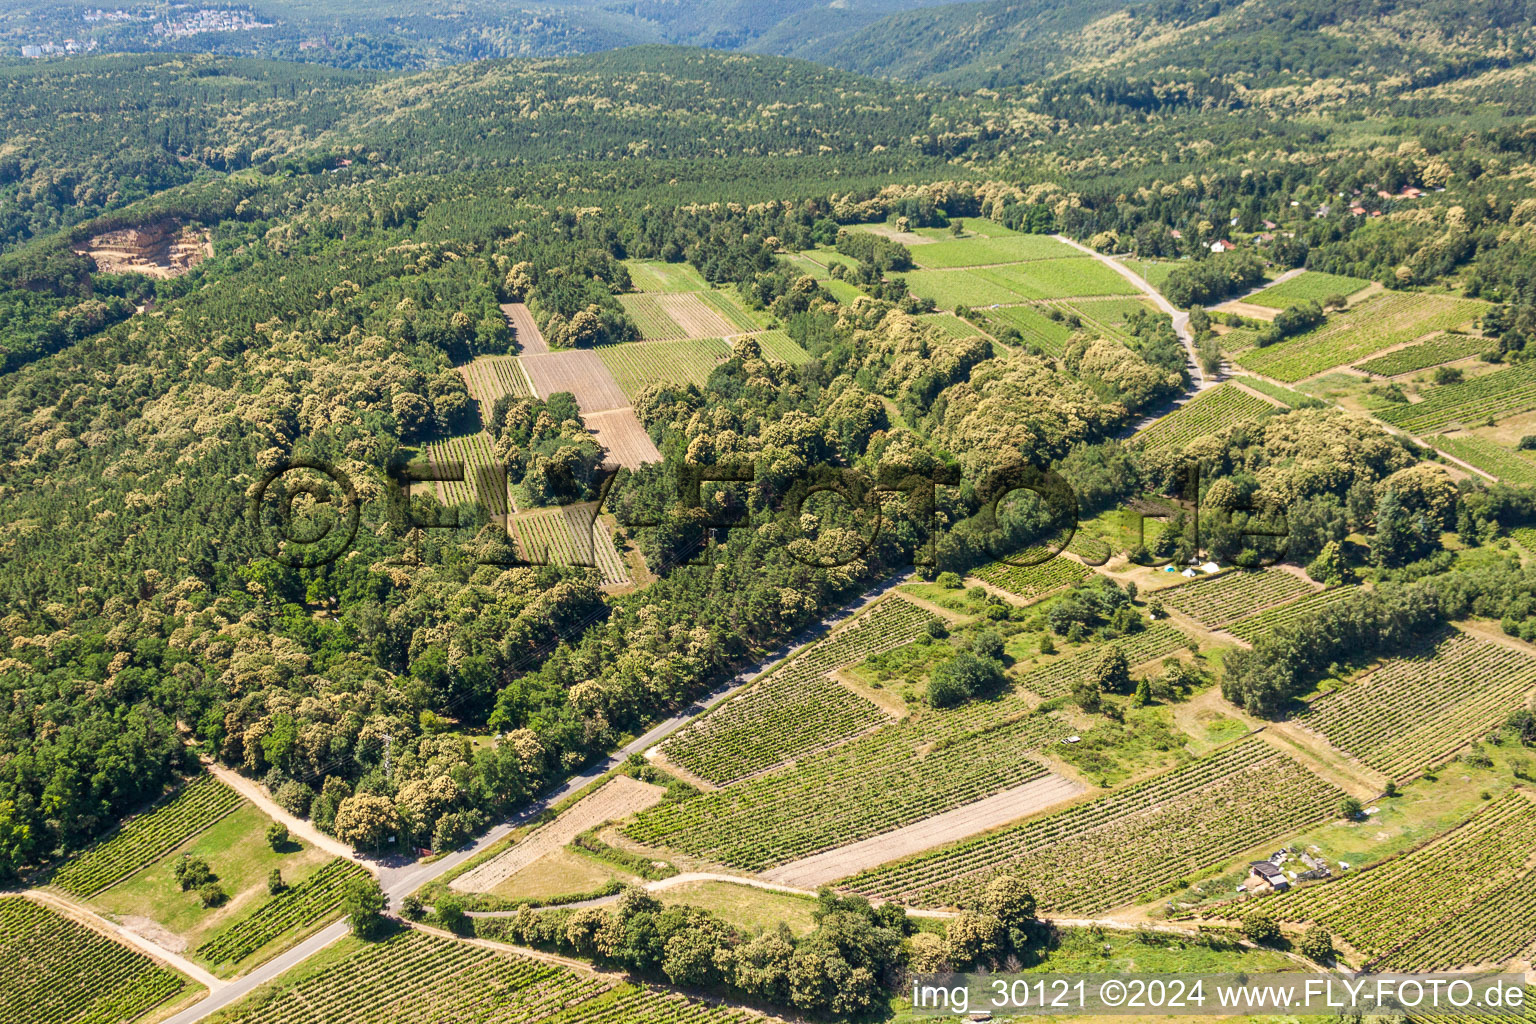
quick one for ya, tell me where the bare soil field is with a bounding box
[655,293,735,338]
[500,303,549,354]
[520,350,631,413]
[450,775,666,893]
[857,223,935,245]
[1211,299,1278,320]
[759,772,1087,888]
[584,408,661,468]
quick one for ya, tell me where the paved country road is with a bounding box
[159,570,910,1023]
[1051,233,1207,390]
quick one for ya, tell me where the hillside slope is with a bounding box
[814,0,1536,95]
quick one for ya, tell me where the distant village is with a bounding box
[17,5,271,57]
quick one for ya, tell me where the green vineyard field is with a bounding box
[623,260,709,294]
[206,928,780,1024]
[1158,569,1315,628]
[617,294,687,340]
[753,329,812,365]
[196,858,371,967]
[1228,375,1315,408]
[900,268,1031,308]
[0,896,188,1024]
[1044,296,1156,342]
[630,712,1063,871]
[1134,385,1278,450]
[1224,586,1358,642]
[845,737,1342,913]
[52,774,242,897]
[661,596,929,784]
[1298,629,1536,780]
[971,304,1073,354]
[1246,271,1371,308]
[909,233,1078,268]
[422,431,507,515]
[597,338,730,398]
[1430,434,1536,485]
[460,356,531,413]
[1236,293,1486,382]
[1257,792,1536,968]
[509,506,629,585]
[973,258,1140,299]
[1017,623,1192,699]
[696,288,764,332]
[1355,332,1487,376]
[972,555,1092,603]
[918,313,987,339]
[207,929,594,1024]
[1377,360,1536,432]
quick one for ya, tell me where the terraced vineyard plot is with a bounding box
[629,712,1063,871]
[697,288,764,332]
[543,984,784,1024]
[823,278,865,303]
[196,858,370,967]
[918,313,987,339]
[509,506,628,585]
[1225,586,1358,642]
[1379,361,1536,433]
[1431,434,1536,484]
[909,234,1077,268]
[1258,792,1536,967]
[1159,569,1315,628]
[1134,385,1278,450]
[901,268,1030,308]
[0,896,188,1024]
[1216,326,1263,355]
[422,431,506,514]
[623,260,708,293]
[617,293,686,340]
[1017,623,1193,699]
[1231,375,1315,408]
[974,258,1140,299]
[1298,629,1536,779]
[784,252,832,279]
[1379,867,1536,971]
[1048,297,1156,341]
[661,595,930,785]
[973,556,1092,602]
[845,737,1343,913]
[1356,331,1486,376]
[597,338,730,398]
[52,774,242,897]
[459,355,531,412]
[655,293,737,338]
[1246,271,1371,308]
[1236,292,1486,382]
[972,303,1073,354]
[206,929,611,1024]
[753,329,811,365]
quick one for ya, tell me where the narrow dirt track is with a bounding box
[761,772,1088,888]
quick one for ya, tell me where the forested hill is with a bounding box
[0,47,985,256]
[0,0,954,69]
[812,0,1536,93]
